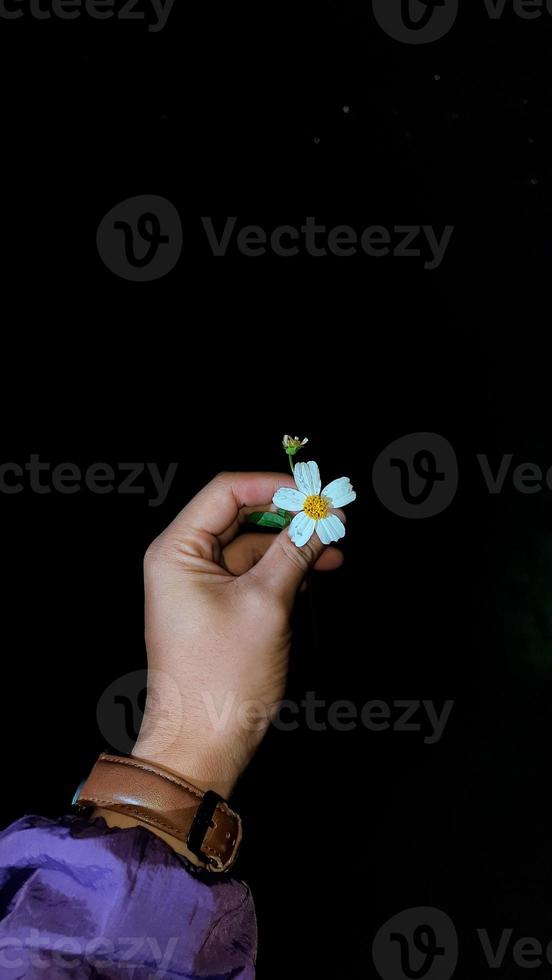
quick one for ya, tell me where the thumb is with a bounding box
[250,513,345,607]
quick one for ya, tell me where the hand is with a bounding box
[131,471,344,798]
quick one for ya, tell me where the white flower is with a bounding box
[273,460,356,546]
[282,434,309,455]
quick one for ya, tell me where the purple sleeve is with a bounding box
[0,814,257,979]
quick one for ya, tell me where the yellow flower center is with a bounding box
[303,494,330,520]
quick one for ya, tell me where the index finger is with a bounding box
[164,471,298,543]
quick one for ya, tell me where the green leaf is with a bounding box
[246,512,288,528]
[246,510,293,528]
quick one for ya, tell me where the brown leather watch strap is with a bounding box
[73,753,242,872]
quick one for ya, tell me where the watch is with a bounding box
[72,752,242,872]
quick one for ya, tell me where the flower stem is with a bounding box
[288,454,295,476]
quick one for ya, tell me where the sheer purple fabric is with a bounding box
[0,814,256,978]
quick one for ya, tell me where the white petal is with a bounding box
[294,460,321,497]
[272,487,307,512]
[315,519,334,545]
[289,512,316,547]
[316,514,346,543]
[322,476,356,508]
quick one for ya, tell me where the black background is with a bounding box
[2,0,552,977]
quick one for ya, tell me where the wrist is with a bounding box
[76,753,243,872]
[131,735,239,800]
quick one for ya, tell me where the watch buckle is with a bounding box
[187,790,226,870]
